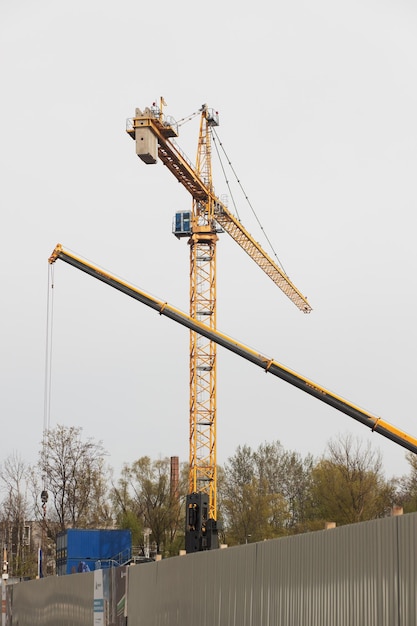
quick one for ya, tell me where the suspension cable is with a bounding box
[211,130,242,222]
[42,264,55,494]
[211,127,288,276]
[176,109,201,128]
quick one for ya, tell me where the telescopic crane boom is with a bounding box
[126,99,311,551]
[48,244,417,458]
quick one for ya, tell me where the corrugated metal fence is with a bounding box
[6,512,417,625]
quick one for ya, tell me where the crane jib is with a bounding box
[49,245,417,457]
[127,109,312,315]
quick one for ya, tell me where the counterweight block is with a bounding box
[185,492,219,553]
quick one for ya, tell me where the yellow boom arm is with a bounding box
[49,244,417,456]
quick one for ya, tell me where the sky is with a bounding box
[1,0,416,486]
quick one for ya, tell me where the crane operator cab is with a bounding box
[173,210,192,238]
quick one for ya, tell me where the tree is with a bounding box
[111,469,143,546]
[395,452,417,513]
[36,424,112,533]
[219,442,315,544]
[219,444,286,544]
[112,456,185,557]
[220,476,280,545]
[310,433,395,526]
[254,441,314,533]
[0,452,36,578]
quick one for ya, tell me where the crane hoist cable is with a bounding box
[41,265,54,512]
[43,264,54,437]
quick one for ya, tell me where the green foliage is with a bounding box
[310,434,395,526]
[118,510,142,547]
[254,442,315,533]
[395,452,417,513]
[111,456,186,557]
[219,441,313,544]
[218,434,399,544]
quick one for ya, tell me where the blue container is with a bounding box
[56,529,132,575]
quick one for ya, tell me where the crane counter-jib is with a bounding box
[48,243,417,456]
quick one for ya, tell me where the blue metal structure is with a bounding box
[56,529,132,575]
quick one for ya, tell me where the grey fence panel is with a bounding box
[127,515,415,626]
[397,512,417,623]
[11,572,93,626]
[250,518,399,626]
[6,512,417,625]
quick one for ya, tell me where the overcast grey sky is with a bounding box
[1,0,416,482]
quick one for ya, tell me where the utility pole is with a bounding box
[39,490,48,578]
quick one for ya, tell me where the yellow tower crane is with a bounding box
[126,99,311,551]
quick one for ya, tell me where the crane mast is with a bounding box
[188,105,218,522]
[126,99,311,551]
